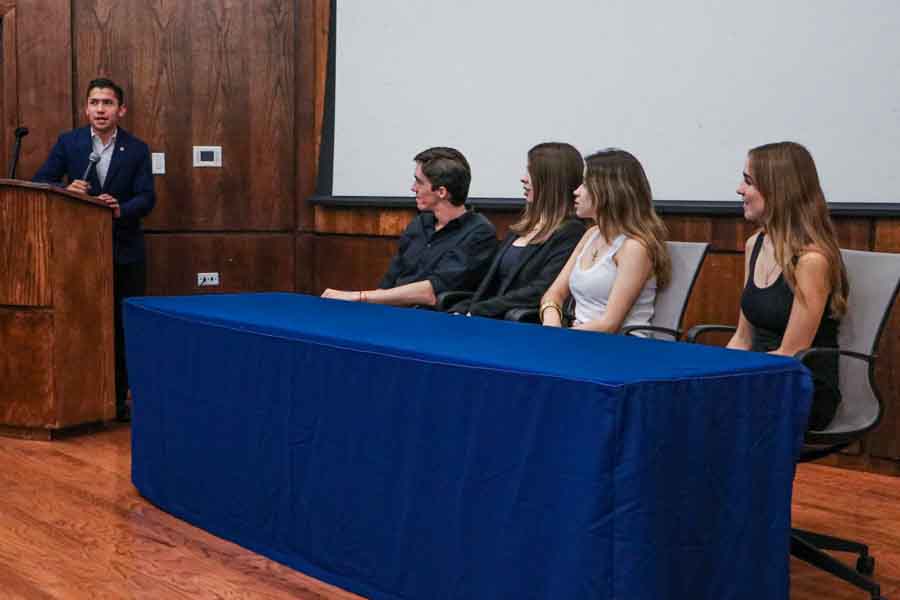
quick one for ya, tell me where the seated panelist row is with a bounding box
[531,141,845,430]
[323,143,670,334]
[321,141,847,431]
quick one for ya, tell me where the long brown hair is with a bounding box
[584,149,671,289]
[510,142,582,243]
[748,141,848,317]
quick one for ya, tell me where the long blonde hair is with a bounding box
[584,149,671,289]
[748,141,848,317]
[510,142,582,243]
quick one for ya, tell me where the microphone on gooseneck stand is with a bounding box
[7,126,29,179]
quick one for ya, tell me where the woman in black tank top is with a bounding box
[728,142,849,431]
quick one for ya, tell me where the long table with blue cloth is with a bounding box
[123,292,812,600]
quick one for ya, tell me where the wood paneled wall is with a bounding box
[72,0,297,231]
[13,1,72,178]
[5,0,328,296]
[5,1,900,473]
[0,5,18,174]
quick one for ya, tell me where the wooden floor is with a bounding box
[1,426,898,600]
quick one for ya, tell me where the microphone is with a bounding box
[82,151,101,181]
[7,126,29,178]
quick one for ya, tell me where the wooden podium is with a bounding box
[0,179,114,439]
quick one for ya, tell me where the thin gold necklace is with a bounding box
[588,236,606,265]
[760,242,781,286]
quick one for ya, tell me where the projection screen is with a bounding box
[330,1,900,204]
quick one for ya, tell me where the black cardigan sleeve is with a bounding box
[467,220,585,318]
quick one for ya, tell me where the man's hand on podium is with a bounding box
[66,179,90,195]
[99,193,121,218]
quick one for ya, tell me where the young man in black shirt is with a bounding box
[322,147,496,307]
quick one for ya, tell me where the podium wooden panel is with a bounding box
[0,179,114,438]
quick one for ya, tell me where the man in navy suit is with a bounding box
[34,78,155,423]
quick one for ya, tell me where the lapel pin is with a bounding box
[120,146,125,151]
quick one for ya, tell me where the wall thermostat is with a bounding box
[193,146,222,167]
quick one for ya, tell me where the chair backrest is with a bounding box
[650,241,709,333]
[820,249,900,435]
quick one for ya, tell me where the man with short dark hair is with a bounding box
[34,77,155,422]
[322,147,496,307]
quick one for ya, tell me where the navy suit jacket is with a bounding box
[33,126,155,264]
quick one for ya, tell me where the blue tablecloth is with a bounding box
[124,293,811,600]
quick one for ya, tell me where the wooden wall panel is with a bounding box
[1,7,17,175]
[868,219,900,459]
[665,216,713,244]
[680,252,744,340]
[874,218,900,253]
[833,217,872,250]
[313,206,520,238]
[74,0,296,231]
[295,0,329,231]
[710,218,758,252]
[145,233,295,296]
[870,299,900,459]
[315,206,416,236]
[295,232,315,294]
[15,0,72,179]
[481,209,519,238]
[313,235,397,294]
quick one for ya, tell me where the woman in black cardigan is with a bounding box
[449,142,585,318]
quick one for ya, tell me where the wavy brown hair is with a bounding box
[748,141,848,316]
[584,149,670,289]
[510,142,582,243]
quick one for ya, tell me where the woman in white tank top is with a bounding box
[539,149,670,333]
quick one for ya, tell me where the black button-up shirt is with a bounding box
[379,210,497,295]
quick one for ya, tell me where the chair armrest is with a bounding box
[505,307,540,323]
[793,348,876,446]
[685,324,737,344]
[793,347,875,364]
[620,325,681,340]
[436,291,474,311]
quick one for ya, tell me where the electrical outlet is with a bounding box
[197,272,220,287]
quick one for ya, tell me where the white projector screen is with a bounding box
[332,1,900,204]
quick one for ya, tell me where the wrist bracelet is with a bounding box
[539,302,563,323]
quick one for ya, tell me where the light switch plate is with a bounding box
[193,146,222,167]
[151,152,165,175]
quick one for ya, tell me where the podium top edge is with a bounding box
[0,179,111,209]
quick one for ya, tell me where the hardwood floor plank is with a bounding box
[792,464,900,599]
[0,431,362,599]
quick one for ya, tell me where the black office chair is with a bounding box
[687,248,900,600]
